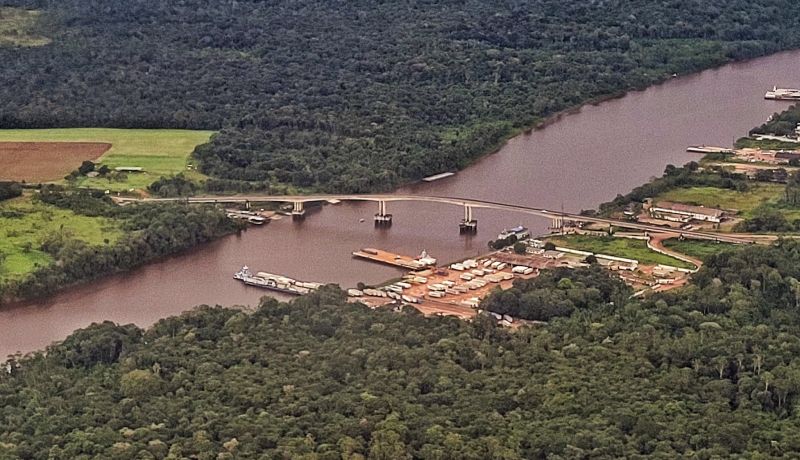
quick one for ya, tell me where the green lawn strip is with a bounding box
[547,235,693,269]
[0,128,214,191]
[0,196,122,281]
[655,185,785,218]
[661,238,737,260]
[734,137,800,151]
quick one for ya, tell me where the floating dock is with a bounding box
[352,248,437,270]
[422,172,455,182]
[686,145,733,154]
[765,86,800,101]
[226,209,269,225]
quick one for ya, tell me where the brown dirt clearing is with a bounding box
[0,142,111,182]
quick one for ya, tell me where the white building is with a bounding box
[649,201,725,223]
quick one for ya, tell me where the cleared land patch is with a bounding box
[547,235,693,269]
[0,129,215,190]
[0,196,122,282]
[655,185,785,217]
[0,142,111,182]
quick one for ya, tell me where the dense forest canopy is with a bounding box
[1,0,799,191]
[6,242,800,458]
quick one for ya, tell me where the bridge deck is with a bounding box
[113,194,759,244]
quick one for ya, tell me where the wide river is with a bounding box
[3,51,800,357]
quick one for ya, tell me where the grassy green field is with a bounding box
[0,7,49,47]
[0,128,214,190]
[0,196,122,282]
[548,235,693,269]
[656,185,784,217]
[662,238,737,260]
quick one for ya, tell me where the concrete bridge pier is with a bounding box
[459,204,477,234]
[291,201,306,220]
[550,216,564,234]
[374,200,392,227]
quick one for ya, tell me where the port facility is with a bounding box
[352,248,437,270]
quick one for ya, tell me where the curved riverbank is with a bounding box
[3,50,800,358]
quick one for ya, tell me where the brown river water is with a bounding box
[3,51,800,357]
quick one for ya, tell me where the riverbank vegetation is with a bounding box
[546,234,692,268]
[8,241,800,457]
[1,2,799,192]
[0,195,121,283]
[0,189,239,304]
[751,102,800,137]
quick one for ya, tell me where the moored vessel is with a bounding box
[233,266,322,295]
[765,86,800,100]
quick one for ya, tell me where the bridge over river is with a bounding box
[115,194,761,245]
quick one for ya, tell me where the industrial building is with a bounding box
[648,201,726,223]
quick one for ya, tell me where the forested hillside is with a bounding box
[5,242,800,458]
[1,0,799,191]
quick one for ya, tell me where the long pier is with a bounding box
[114,194,759,244]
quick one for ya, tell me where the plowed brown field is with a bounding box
[0,142,111,181]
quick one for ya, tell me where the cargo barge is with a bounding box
[765,86,800,101]
[233,266,323,295]
[226,210,269,225]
